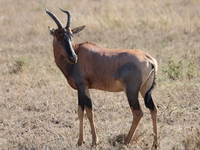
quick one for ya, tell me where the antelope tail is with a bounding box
[144,65,156,110]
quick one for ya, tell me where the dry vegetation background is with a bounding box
[0,0,200,149]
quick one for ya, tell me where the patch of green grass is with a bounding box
[11,57,30,74]
[162,50,198,80]
[162,56,183,80]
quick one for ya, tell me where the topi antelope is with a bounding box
[45,8,158,149]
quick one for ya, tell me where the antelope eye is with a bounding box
[63,34,67,40]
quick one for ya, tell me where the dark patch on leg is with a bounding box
[78,101,85,111]
[126,85,141,110]
[84,96,92,110]
[78,90,92,111]
[126,84,141,110]
[144,90,154,110]
[129,100,141,110]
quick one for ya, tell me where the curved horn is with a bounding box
[45,8,63,29]
[60,8,72,28]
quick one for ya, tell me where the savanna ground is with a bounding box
[0,0,200,149]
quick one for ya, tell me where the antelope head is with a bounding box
[45,8,85,64]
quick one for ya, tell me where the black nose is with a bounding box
[70,55,78,63]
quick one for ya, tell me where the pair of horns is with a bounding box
[45,8,71,29]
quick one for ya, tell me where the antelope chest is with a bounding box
[67,77,77,90]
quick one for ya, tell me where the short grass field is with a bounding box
[0,0,200,149]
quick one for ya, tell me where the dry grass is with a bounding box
[0,0,200,149]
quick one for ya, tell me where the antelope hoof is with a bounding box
[77,139,85,146]
[91,138,99,147]
[124,138,130,145]
[152,141,158,149]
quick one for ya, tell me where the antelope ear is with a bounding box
[48,26,55,36]
[72,25,85,35]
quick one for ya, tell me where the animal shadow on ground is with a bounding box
[108,134,128,149]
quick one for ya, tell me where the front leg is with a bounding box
[77,86,98,147]
[77,105,85,146]
[85,106,98,147]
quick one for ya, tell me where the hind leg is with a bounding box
[140,87,158,148]
[147,96,158,149]
[140,93,158,149]
[124,108,143,145]
[124,84,143,145]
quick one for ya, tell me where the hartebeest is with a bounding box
[45,8,158,148]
